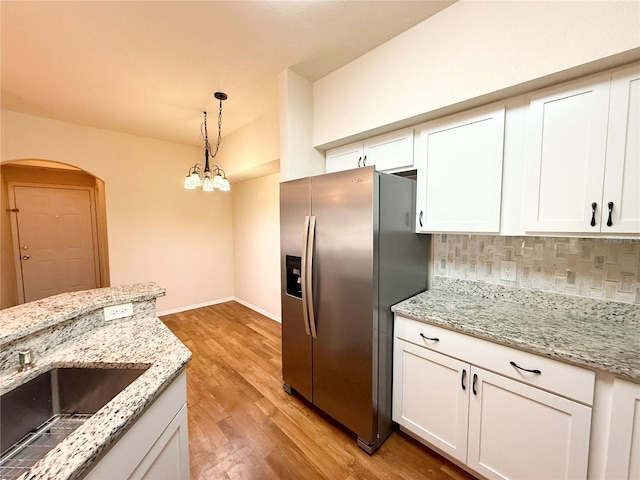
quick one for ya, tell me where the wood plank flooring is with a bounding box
[161,302,476,480]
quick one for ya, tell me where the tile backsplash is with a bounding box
[432,234,640,304]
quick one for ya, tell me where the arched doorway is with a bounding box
[1,159,110,308]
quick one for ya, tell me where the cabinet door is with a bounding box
[132,404,190,480]
[525,74,610,233]
[364,127,414,172]
[393,339,470,463]
[417,105,505,233]
[601,65,640,234]
[604,378,640,480]
[326,142,363,173]
[467,367,592,480]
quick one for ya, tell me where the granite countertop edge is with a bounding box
[0,282,166,345]
[7,317,192,480]
[0,283,190,480]
[392,277,640,383]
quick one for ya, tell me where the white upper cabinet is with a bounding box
[602,66,640,233]
[325,142,364,173]
[416,104,505,233]
[325,127,414,173]
[525,65,640,234]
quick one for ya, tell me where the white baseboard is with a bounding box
[233,297,281,323]
[156,297,234,317]
[156,296,281,324]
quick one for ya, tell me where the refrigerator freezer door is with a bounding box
[310,167,377,443]
[280,178,313,401]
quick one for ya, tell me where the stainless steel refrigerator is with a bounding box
[280,166,429,454]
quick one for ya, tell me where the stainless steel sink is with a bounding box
[0,366,148,479]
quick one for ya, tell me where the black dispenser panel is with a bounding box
[285,255,302,299]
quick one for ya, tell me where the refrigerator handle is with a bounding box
[300,216,312,336]
[307,215,318,339]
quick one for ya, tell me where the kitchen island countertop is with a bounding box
[392,277,640,383]
[0,283,191,480]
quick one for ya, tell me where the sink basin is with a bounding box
[0,366,148,476]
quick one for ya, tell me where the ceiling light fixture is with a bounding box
[184,92,230,192]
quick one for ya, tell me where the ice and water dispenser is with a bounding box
[285,255,302,299]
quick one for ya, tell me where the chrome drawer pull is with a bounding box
[419,333,439,342]
[510,361,541,374]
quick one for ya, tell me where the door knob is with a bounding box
[22,255,30,260]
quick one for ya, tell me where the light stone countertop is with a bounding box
[0,283,191,480]
[392,277,640,383]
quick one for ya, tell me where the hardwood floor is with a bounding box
[161,302,476,480]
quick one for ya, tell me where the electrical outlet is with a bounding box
[104,303,134,320]
[500,261,517,281]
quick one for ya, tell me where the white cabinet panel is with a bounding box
[393,339,469,463]
[325,128,414,173]
[326,142,363,173]
[363,127,414,172]
[395,316,594,405]
[525,74,610,233]
[417,104,505,233]
[604,378,640,480]
[602,66,640,234]
[86,372,189,480]
[393,315,594,480]
[468,367,592,480]
[525,65,639,235]
[134,405,189,480]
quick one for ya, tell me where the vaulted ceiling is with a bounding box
[1,1,454,147]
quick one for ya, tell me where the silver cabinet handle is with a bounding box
[300,216,311,336]
[419,211,424,228]
[362,155,367,166]
[307,216,317,338]
[357,156,362,168]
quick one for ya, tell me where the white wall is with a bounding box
[216,109,280,183]
[313,0,640,147]
[231,173,281,321]
[1,110,235,313]
[279,69,325,181]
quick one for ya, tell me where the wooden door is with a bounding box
[602,65,640,234]
[525,74,610,233]
[11,185,99,302]
[392,339,470,463]
[467,367,592,480]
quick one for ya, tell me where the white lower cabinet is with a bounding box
[467,367,591,480]
[604,378,640,480]
[393,340,469,463]
[393,316,593,480]
[85,371,190,480]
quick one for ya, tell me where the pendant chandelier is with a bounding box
[184,92,231,192]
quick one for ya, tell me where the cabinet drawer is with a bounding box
[395,315,595,405]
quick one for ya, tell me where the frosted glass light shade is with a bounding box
[202,173,214,192]
[184,172,201,189]
[219,178,231,191]
[212,173,224,189]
